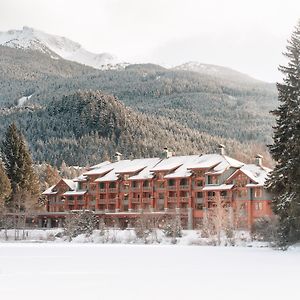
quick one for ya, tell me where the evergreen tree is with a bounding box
[1,123,40,210]
[0,160,11,207]
[267,21,300,244]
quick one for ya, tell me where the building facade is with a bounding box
[41,147,273,229]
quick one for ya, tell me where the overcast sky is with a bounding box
[0,0,299,82]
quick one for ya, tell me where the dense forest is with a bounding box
[0,46,277,166]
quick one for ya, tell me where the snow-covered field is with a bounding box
[0,244,299,300]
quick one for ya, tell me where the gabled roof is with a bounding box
[227,164,271,186]
[62,179,77,190]
[42,185,57,195]
[128,158,161,180]
[164,155,200,178]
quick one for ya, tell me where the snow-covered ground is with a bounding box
[0,244,298,300]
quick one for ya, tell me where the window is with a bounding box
[196,180,203,187]
[159,193,164,199]
[196,203,203,210]
[109,182,116,188]
[143,180,150,187]
[180,178,187,186]
[254,188,262,198]
[168,179,175,186]
[77,196,83,201]
[220,191,227,197]
[132,181,138,188]
[207,176,218,184]
[255,202,263,210]
[237,189,247,198]
[208,191,215,197]
[99,182,105,189]
[196,192,203,199]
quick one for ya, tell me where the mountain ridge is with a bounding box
[0,26,127,70]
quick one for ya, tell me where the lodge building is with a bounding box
[41,146,273,229]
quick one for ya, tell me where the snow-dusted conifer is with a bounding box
[267,20,300,244]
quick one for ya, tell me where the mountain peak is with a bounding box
[0,26,127,70]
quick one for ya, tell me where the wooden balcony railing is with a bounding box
[167,186,177,190]
[180,197,189,202]
[168,197,177,202]
[142,186,151,191]
[108,198,117,204]
[108,188,117,193]
[99,188,106,193]
[131,198,140,203]
[179,185,189,190]
[142,198,151,203]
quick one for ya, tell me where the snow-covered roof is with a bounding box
[117,158,160,174]
[88,161,111,170]
[242,164,271,186]
[62,179,77,190]
[128,158,161,180]
[151,155,199,172]
[83,163,113,176]
[73,174,87,182]
[164,155,201,178]
[188,154,243,173]
[202,184,234,191]
[42,185,57,195]
[94,160,133,182]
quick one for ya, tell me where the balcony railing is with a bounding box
[180,197,189,202]
[167,186,177,190]
[193,185,203,190]
[108,198,117,204]
[131,198,141,203]
[142,186,151,191]
[99,188,106,193]
[179,185,189,190]
[98,199,106,204]
[155,186,165,191]
[131,186,140,191]
[108,188,117,193]
[142,198,152,203]
[168,197,177,202]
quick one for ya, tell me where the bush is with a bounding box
[252,216,279,244]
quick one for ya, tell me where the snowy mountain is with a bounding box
[0,26,127,70]
[174,61,260,83]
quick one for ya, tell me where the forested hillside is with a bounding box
[0,46,277,166]
[0,90,271,166]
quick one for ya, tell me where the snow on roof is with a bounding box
[164,155,201,178]
[83,163,114,176]
[117,158,160,174]
[240,164,270,186]
[202,184,234,191]
[151,155,199,172]
[42,185,57,195]
[94,160,133,182]
[62,179,77,190]
[63,190,87,196]
[188,154,243,173]
[73,174,87,182]
[88,161,111,170]
[128,158,162,180]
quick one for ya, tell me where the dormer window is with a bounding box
[143,180,150,187]
[168,179,175,186]
[207,175,218,184]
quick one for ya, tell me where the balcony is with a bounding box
[99,188,106,193]
[108,188,117,193]
[167,186,177,190]
[131,198,140,203]
[108,198,117,204]
[131,186,140,191]
[155,186,165,191]
[180,197,189,203]
[98,199,106,204]
[142,186,151,191]
[179,185,189,190]
[168,197,177,202]
[142,198,152,203]
[193,185,203,190]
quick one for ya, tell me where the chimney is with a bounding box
[218,144,225,155]
[255,154,263,166]
[114,152,122,162]
[162,147,173,159]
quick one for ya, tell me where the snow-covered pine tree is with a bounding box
[0,159,11,207]
[267,20,300,244]
[1,123,40,210]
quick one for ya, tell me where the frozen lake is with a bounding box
[0,244,299,300]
